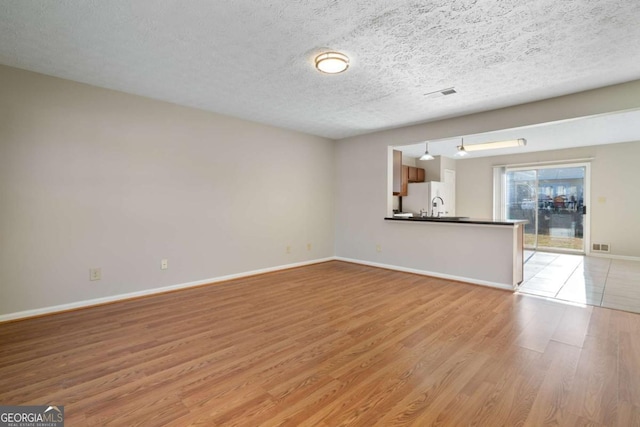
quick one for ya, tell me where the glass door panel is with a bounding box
[505,165,586,253]
[537,167,585,251]
[506,170,538,249]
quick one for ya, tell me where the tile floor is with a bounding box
[520,251,640,314]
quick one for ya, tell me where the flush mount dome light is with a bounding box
[315,52,349,74]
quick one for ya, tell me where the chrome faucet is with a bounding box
[431,196,444,217]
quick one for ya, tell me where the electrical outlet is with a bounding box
[376,244,382,252]
[89,268,101,281]
[161,259,168,270]
[286,245,291,254]
[307,243,312,251]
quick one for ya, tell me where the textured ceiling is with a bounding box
[1,0,640,139]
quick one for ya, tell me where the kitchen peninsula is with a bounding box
[384,216,527,290]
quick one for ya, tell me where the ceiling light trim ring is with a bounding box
[315,51,349,74]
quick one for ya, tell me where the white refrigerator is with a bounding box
[402,181,449,216]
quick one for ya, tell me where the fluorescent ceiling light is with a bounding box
[315,52,349,74]
[463,138,527,152]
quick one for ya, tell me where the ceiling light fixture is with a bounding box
[315,52,349,74]
[463,138,527,152]
[455,138,468,157]
[419,142,434,160]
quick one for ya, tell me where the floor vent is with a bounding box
[592,243,610,252]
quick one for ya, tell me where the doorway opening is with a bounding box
[504,163,589,253]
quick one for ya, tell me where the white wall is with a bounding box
[335,80,640,264]
[416,155,457,182]
[0,65,335,317]
[456,141,640,257]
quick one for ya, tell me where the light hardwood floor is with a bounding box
[1,261,639,426]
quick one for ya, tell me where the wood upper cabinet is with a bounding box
[392,150,404,195]
[392,150,425,196]
[408,166,425,183]
[408,166,418,182]
[401,165,409,196]
[393,165,409,196]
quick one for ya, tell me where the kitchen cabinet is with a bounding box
[397,166,424,196]
[401,166,409,196]
[392,150,424,196]
[411,167,425,183]
[408,166,425,183]
[392,165,410,196]
[392,150,404,196]
[408,167,418,182]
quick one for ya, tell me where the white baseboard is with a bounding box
[588,253,640,262]
[334,257,515,292]
[0,257,335,323]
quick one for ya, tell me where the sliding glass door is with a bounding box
[505,164,588,253]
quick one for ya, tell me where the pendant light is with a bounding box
[456,138,468,157]
[419,142,434,161]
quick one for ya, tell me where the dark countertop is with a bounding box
[384,216,528,226]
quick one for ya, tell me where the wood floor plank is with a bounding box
[523,340,582,426]
[1,260,639,425]
[617,309,640,427]
[551,304,593,348]
[566,321,620,425]
[515,299,567,353]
